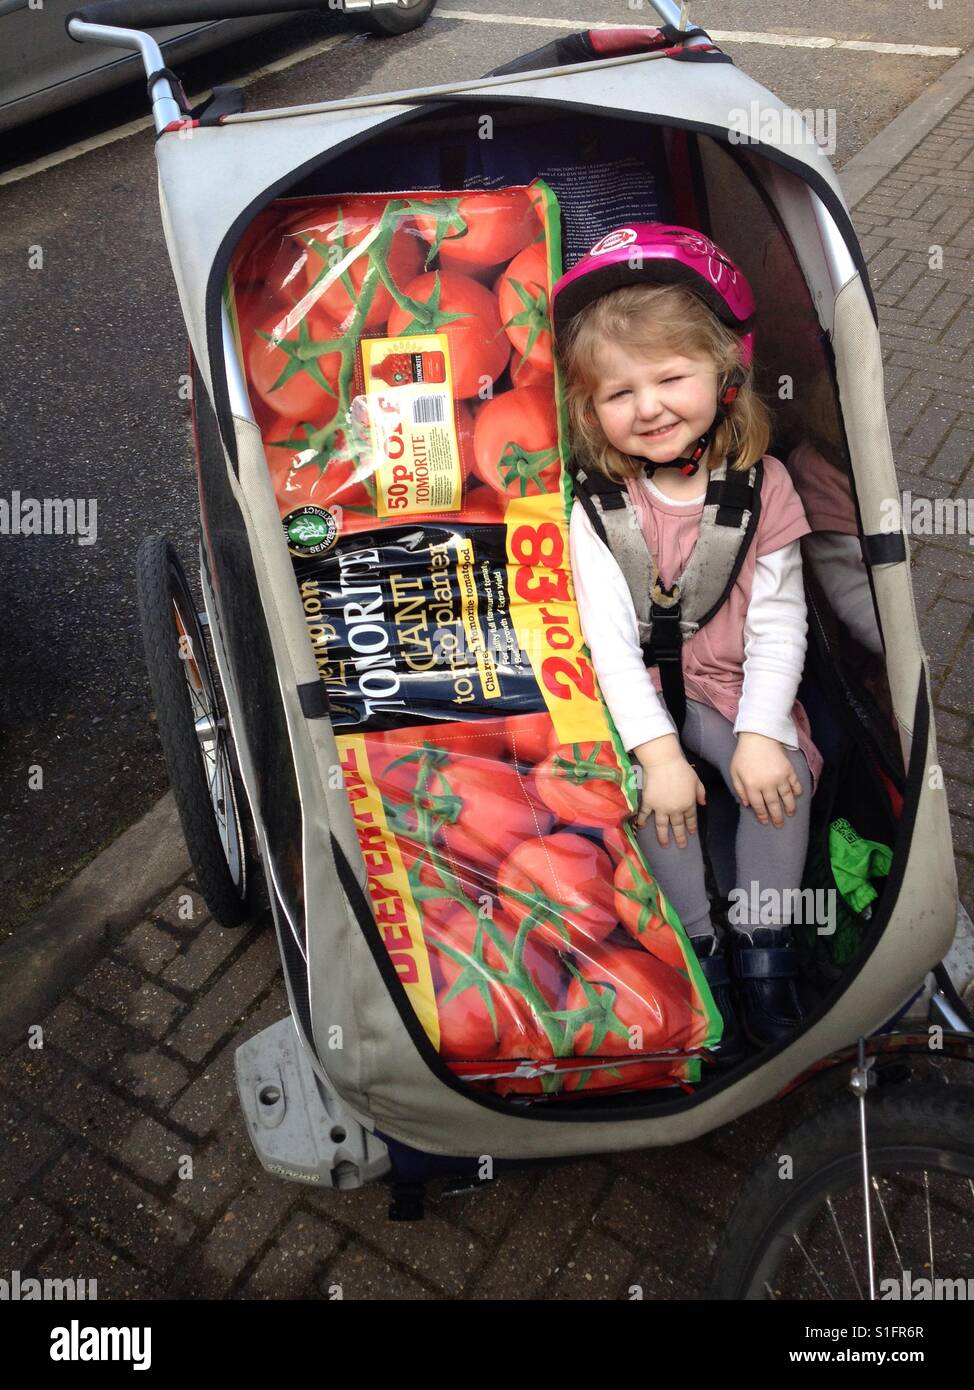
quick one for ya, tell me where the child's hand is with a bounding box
[730,731,803,828]
[630,735,707,849]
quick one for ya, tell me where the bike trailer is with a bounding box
[72,2,959,1181]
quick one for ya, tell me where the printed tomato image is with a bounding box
[472,385,561,496]
[262,215,319,307]
[296,199,424,330]
[234,205,312,304]
[504,711,559,767]
[423,715,511,762]
[614,852,687,969]
[248,306,344,420]
[387,271,511,399]
[372,719,511,785]
[413,191,539,271]
[601,823,633,863]
[510,348,553,388]
[394,834,475,910]
[264,419,372,515]
[562,940,697,1091]
[436,759,554,874]
[373,748,554,875]
[426,901,563,993]
[426,903,566,1061]
[527,183,548,224]
[498,242,554,373]
[534,741,631,827]
[232,282,281,353]
[497,832,617,953]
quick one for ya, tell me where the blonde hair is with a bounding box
[560,282,772,482]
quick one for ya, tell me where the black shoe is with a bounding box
[691,934,748,1065]
[730,927,807,1047]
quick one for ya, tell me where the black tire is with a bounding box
[709,1084,974,1299]
[136,536,250,928]
[350,0,437,36]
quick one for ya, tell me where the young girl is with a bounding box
[551,224,823,1055]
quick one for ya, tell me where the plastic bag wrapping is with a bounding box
[227,184,721,1098]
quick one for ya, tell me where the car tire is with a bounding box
[350,0,438,37]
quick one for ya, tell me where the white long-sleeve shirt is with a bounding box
[568,474,808,754]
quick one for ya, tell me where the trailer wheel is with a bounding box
[351,0,438,37]
[707,1084,974,1299]
[136,536,250,928]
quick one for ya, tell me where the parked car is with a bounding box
[0,0,438,133]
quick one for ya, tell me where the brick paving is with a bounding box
[852,92,974,905]
[4,91,974,1301]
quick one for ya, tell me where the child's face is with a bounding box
[590,340,719,465]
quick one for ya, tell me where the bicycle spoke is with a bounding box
[871,1174,904,1274]
[826,1194,864,1300]
[791,1233,835,1299]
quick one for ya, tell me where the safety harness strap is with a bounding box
[571,456,763,733]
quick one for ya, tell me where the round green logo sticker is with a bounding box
[283,505,339,556]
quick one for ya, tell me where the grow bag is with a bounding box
[226,183,720,1096]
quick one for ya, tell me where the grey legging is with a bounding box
[634,699,813,939]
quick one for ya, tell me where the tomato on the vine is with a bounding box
[426,902,563,998]
[427,903,565,1062]
[264,419,371,515]
[296,199,424,330]
[497,832,617,953]
[472,386,561,496]
[498,242,554,372]
[387,271,510,400]
[247,306,344,421]
[562,939,696,1090]
[510,348,553,388]
[614,853,687,970]
[534,741,631,827]
[503,711,560,767]
[435,759,555,873]
[413,191,538,271]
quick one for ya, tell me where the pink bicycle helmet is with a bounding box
[551,223,757,476]
[551,222,755,366]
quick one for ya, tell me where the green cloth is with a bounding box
[829,817,892,913]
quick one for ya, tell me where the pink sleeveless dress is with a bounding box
[623,454,824,793]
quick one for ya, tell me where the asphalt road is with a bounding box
[1,0,970,937]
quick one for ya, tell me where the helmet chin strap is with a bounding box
[632,374,743,479]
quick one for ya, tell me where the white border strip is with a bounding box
[438,11,963,58]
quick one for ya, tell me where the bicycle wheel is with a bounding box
[709,1084,974,1299]
[136,535,250,928]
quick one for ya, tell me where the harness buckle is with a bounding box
[644,599,683,665]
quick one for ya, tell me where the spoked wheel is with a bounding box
[136,535,250,928]
[350,0,438,36]
[709,1085,974,1299]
